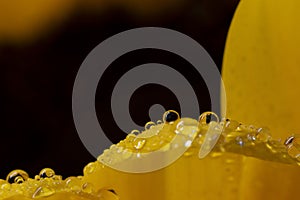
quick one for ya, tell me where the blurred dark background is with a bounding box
[0,0,239,179]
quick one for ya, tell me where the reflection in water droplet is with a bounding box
[145,121,156,130]
[39,168,55,179]
[32,186,55,199]
[6,170,29,184]
[184,140,192,148]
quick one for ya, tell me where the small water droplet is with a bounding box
[256,127,271,142]
[130,130,140,135]
[133,138,146,150]
[6,170,29,184]
[32,186,55,198]
[145,121,156,130]
[82,182,94,194]
[156,120,163,124]
[83,162,96,176]
[247,132,256,141]
[65,177,82,191]
[1,182,11,190]
[198,112,219,125]
[285,135,300,160]
[184,140,192,148]
[236,136,244,146]
[39,168,55,179]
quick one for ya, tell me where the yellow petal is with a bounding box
[222,0,300,199]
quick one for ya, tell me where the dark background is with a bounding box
[0,0,239,179]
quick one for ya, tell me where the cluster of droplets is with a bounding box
[99,110,300,167]
[0,167,118,200]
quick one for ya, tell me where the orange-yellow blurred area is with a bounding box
[0,0,185,44]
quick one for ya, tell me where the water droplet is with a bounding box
[163,110,180,124]
[133,138,146,150]
[82,182,94,194]
[184,140,192,148]
[1,182,11,190]
[156,120,163,124]
[247,132,256,141]
[83,162,96,176]
[256,127,271,142]
[145,121,155,130]
[39,168,55,179]
[130,130,140,135]
[121,149,132,160]
[6,170,29,184]
[65,177,82,191]
[32,186,55,198]
[224,119,239,131]
[236,136,244,146]
[285,135,300,160]
[198,112,219,125]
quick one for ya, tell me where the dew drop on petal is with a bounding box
[144,121,155,130]
[133,138,146,150]
[198,111,219,125]
[256,127,272,142]
[32,186,55,199]
[6,170,29,184]
[39,168,55,179]
[83,162,96,176]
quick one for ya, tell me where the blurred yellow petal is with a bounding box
[223,0,300,139]
[0,0,75,43]
[222,0,300,199]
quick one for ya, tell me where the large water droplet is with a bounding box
[6,170,29,184]
[163,110,180,124]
